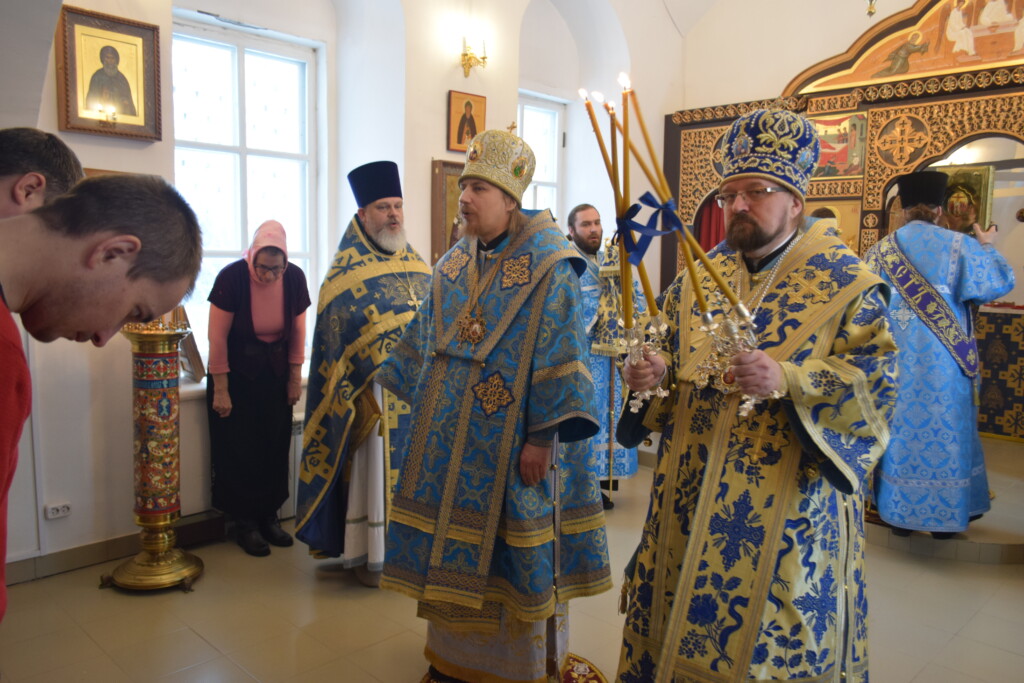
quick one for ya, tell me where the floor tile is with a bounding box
[156,656,259,682]
[344,631,428,682]
[227,628,338,682]
[105,628,221,680]
[15,653,133,683]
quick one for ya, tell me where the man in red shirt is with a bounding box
[0,139,203,622]
[0,127,83,622]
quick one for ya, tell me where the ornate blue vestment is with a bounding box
[572,245,642,481]
[865,221,1015,533]
[295,217,431,557]
[618,219,898,682]
[376,210,611,632]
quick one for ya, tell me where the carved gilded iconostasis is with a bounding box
[665,0,1024,439]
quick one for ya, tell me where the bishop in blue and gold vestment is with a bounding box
[377,130,611,682]
[865,171,1015,538]
[296,161,430,585]
[618,110,897,682]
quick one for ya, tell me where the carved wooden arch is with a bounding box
[663,0,1024,286]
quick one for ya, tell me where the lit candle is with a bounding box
[609,116,663,205]
[579,89,616,196]
[618,239,634,328]
[619,73,631,216]
[680,239,708,314]
[682,226,739,307]
[629,88,671,199]
[604,101,634,328]
[604,101,622,211]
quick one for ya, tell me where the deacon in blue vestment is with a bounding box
[377,130,611,682]
[566,203,642,510]
[296,161,431,586]
[865,170,1015,538]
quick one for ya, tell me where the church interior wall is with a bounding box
[4,0,937,575]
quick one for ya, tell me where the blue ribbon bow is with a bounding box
[615,192,686,266]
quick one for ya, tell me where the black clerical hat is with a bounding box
[347,160,402,207]
[896,171,947,207]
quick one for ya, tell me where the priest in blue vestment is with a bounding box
[377,129,611,682]
[865,170,1015,539]
[296,161,431,586]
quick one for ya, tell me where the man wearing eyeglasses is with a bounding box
[295,161,431,587]
[617,109,898,682]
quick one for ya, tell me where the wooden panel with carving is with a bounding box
[863,92,1024,209]
[677,126,728,223]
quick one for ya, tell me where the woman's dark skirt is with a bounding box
[206,359,292,520]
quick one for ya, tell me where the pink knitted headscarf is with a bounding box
[244,220,289,283]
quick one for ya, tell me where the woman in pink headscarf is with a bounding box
[207,220,310,556]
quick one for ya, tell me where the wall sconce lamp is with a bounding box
[461,37,487,77]
[867,0,876,16]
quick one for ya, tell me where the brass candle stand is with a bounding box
[100,312,203,591]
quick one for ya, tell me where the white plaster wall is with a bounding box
[683,0,919,107]
[397,0,533,260]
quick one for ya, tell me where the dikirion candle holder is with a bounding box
[100,312,203,591]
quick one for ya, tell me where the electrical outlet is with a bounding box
[44,503,71,520]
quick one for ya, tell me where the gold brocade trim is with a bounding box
[317,217,431,315]
[400,355,451,500]
[501,253,533,288]
[440,248,471,281]
[434,211,578,362]
[678,220,872,385]
[296,307,417,532]
[532,360,590,385]
[472,372,515,417]
[424,647,555,683]
[670,96,807,125]
[301,306,417,444]
[529,410,598,435]
[385,570,613,634]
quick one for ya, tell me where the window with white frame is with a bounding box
[172,24,316,356]
[517,94,565,219]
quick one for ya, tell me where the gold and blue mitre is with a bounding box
[720,108,820,198]
[460,129,536,204]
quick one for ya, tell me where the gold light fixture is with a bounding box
[461,36,486,77]
[867,0,877,16]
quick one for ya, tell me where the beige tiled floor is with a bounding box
[1,437,1022,682]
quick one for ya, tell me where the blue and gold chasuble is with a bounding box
[618,220,898,683]
[376,210,611,632]
[575,245,642,480]
[864,221,1014,533]
[295,217,431,557]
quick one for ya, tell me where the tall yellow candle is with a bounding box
[629,88,671,199]
[579,89,616,196]
[619,73,631,216]
[618,240,634,328]
[680,238,708,314]
[605,102,622,212]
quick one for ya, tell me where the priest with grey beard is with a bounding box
[295,161,431,587]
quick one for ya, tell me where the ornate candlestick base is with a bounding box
[101,313,203,592]
[102,523,204,591]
